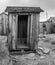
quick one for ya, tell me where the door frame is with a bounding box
[17,14,31,46]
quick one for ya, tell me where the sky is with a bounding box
[0,0,55,21]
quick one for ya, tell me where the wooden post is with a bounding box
[36,13,40,43]
[30,13,40,50]
[9,14,12,32]
[31,14,36,50]
[35,13,40,50]
[8,14,13,50]
[15,14,18,49]
[12,14,18,50]
[27,15,31,46]
[3,15,6,34]
[30,14,33,49]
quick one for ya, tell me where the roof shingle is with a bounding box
[5,6,44,13]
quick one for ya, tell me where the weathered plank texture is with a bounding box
[27,15,31,46]
[30,14,33,49]
[8,14,12,50]
[9,14,12,32]
[30,13,39,50]
[12,14,18,50]
[36,14,40,42]
[8,14,18,50]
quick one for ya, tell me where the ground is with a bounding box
[1,34,55,65]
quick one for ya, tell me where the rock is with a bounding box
[27,53,35,57]
[37,47,44,55]
[43,47,50,54]
[38,47,50,54]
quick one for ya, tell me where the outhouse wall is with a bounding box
[8,13,40,50]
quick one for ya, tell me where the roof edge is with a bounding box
[5,6,44,13]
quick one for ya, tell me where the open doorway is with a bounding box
[18,15,28,38]
[17,15,28,48]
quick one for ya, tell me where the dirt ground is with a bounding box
[10,52,55,65]
[9,34,55,65]
[1,35,55,65]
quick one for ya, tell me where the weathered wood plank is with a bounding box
[36,13,40,42]
[32,14,36,50]
[3,16,6,34]
[12,14,18,50]
[30,13,39,50]
[30,14,33,49]
[8,14,13,50]
[34,13,40,50]
[27,15,31,46]
[9,14,12,32]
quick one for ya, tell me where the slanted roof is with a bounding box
[5,6,44,13]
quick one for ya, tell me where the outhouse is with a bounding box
[5,6,43,51]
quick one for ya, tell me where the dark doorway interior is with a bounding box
[18,15,28,38]
[17,15,28,48]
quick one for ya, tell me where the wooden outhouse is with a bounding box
[5,7,43,51]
